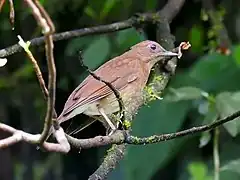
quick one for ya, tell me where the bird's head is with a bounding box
[130,40,179,68]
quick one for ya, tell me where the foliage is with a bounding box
[0,0,240,180]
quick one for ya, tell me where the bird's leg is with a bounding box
[97,106,117,134]
[107,116,120,135]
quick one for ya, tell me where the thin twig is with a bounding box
[126,110,240,144]
[0,11,174,58]
[39,32,56,143]
[213,128,220,180]
[17,35,49,99]
[23,0,56,144]
[0,0,5,12]
[8,0,14,30]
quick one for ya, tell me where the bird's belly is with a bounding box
[83,86,143,116]
[82,96,120,116]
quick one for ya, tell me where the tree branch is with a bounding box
[67,107,240,149]
[56,104,238,149]
[0,7,181,58]
[88,144,126,180]
[125,109,240,144]
[0,123,70,153]
[159,0,186,22]
[1,104,240,150]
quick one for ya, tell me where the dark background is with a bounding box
[1,0,240,179]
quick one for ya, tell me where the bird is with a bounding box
[47,40,179,139]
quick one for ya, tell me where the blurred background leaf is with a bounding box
[216,92,240,137]
[1,0,240,180]
[221,159,240,175]
[187,162,212,180]
[82,35,110,70]
[122,100,191,180]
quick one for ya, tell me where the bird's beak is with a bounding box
[158,50,178,57]
[149,50,179,64]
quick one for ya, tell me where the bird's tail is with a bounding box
[45,105,89,141]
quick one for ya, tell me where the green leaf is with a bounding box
[216,92,240,137]
[189,53,240,92]
[13,62,34,79]
[57,77,69,90]
[84,6,98,19]
[232,45,240,66]
[221,159,240,174]
[188,162,212,180]
[65,36,93,56]
[202,104,218,124]
[14,162,25,180]
[165,86,204,101]
[201,9,209,21]
[218,141,240,179]
[100,0,118,20]
[190,53,228,83]
[231,91,240,100]
[116,28,143,50]
[0,78,11,89]
[199,102,218,147]
[145,0,157,10]
[123,100,191,180]
[189,25,204,53]
[39,0,45,5]
[82,36,110,70]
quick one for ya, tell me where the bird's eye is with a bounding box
[150,44,157,50]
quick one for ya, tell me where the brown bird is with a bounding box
[48,40,179,139]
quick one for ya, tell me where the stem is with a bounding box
[213,128,220,180]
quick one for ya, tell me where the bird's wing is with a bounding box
[61,57,139,116]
